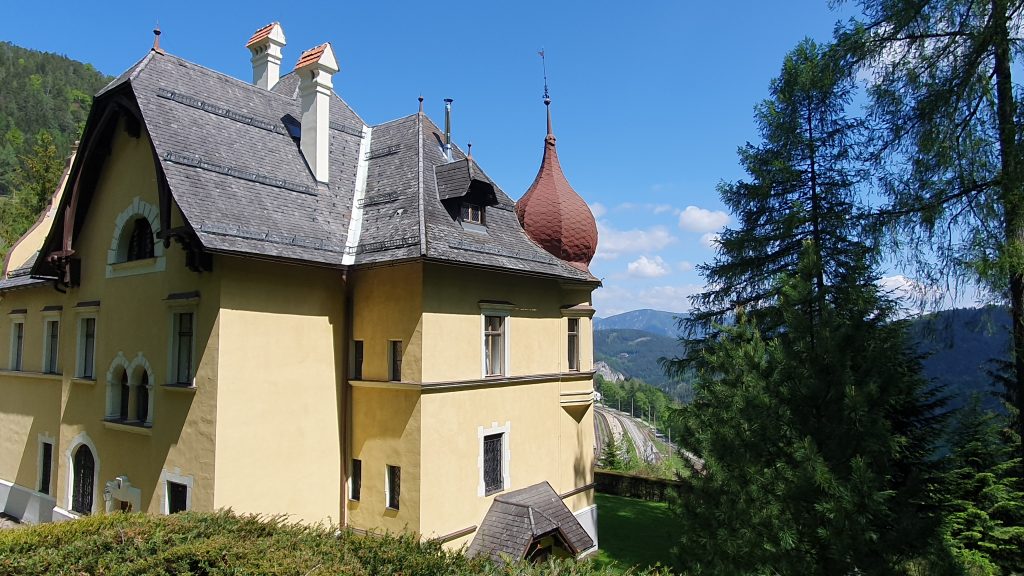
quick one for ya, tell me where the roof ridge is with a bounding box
[417,109,426,255]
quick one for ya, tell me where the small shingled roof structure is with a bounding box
[467,481,594,564]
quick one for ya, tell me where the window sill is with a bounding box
[106,255,166,279]
[103,420,152,435]
[484,488,504,497]
[0,370,63,382]
[72,377,96,385]
[162,383,197,393]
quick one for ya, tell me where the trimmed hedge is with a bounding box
[0,510,670,576]
[595,470,681,502]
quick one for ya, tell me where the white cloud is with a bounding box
[677,261,694,272]
[589,202,606,219]
[652,204,674,215]
[626,256,669,278]
[700,232,720,249]
[593,284,704,317]
[595,222,676,260]
[678,205,730,232]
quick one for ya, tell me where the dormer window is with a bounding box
[461,203,484,225]
[127,218,155,261]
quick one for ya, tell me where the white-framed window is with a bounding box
[160,469,193,514]
[386,464,401,510]
[478,421,511,497]
[76,315,97,379]
[170,310,195,386]
[105,353,154,427]
[9,313,25,371]
[388,340,402,382]
[106,197,166,279]
[349,458,362,501]
[41,312,61,375]
[38,434,55,496]
[567,317,580,372]
[479,302,513,378]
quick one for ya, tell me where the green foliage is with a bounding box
[0,510,669,576]
[669,40,951,574]
[0,41,111,262]
[602,435,624,471]
[943,397,1024,573]
[835,0,1024,450]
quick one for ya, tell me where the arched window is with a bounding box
[71,445,95,515]
[119,370,130,421]
[127,218,154,261]
[136,372,149,423]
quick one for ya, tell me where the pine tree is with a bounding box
[944,396,1024,573]
[835,0,1024,454]
[601,435,623,471]
[668,39,951,574]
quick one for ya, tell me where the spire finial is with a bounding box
[538,49,553,138]
[467,141,473,160]
[418,94,423,114]
[153,24,162,52]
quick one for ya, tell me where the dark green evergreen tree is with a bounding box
[601,436,623,471]
[943,396,1024,573]
[835,0,1024,453]
[687,38,866,338]
[668,39,951,574]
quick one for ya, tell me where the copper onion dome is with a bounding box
[515,99,598,271]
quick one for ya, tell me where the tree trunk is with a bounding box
[992,0,1024,451]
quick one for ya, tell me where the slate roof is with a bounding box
[467,481,595,564]
[26,48,598,283]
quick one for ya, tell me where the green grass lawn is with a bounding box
[591,493,676,573]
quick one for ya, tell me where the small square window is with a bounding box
[389,340,402,382]
[460,203,484,224]
[43,319,60,374]
[567,318,580,372]
[167,481,188,514]
[352,340,364,380]
[10,321,24,371]
[350,459,362,501]
[386,464,401,510]
[483,433,504,495]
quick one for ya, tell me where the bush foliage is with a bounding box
[0,510,669,576]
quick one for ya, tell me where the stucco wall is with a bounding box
[213,257,345,524]
[0,118,221,517]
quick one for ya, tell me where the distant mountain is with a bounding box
[595,306,1011,411]
[594,309,687,338]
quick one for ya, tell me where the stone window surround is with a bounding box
[106,196,165,279]
[104,352,154,428]
[65,431,100,516]
[75,307,99,380]
[41,310,61,375]
[8,311,26,371]
[159,468,194,514]
[477,420,511,497]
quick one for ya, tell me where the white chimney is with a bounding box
[295,43,339,183]
[246,22,286,90]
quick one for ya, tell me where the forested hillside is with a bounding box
[0,41,111,261]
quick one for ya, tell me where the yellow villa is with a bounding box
[0,24,601,560]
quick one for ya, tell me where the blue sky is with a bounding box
[4,1,873,316]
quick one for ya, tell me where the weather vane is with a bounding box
[538,48,549,101]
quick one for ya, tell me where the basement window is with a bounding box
[167,481,188,514]
[483,433,504,495]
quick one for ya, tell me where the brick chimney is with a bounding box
[246,22,286,90]
[295,43,338,183]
